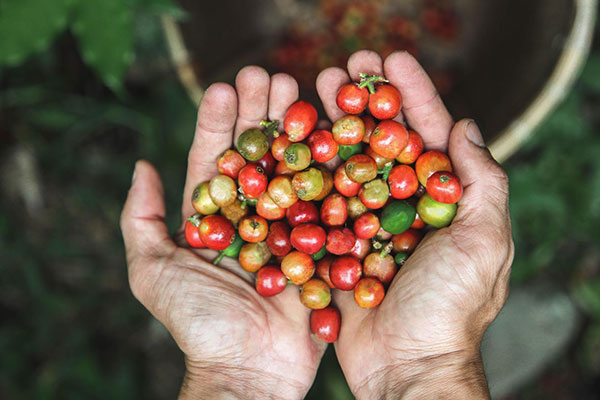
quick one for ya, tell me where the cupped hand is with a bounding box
[120,68,326,399]
[317,50,514,399]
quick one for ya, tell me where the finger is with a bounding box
[316,67,350,122]
[268,73,299,130]
[332,290,372,334]
[347,49,383,81]
[448,119,513,280]
[384,51,453,151]
[347,50,406,125]
[449,119,510,226]
[234,65,271,141]
[181,83,237,220]
[121,161,176,298]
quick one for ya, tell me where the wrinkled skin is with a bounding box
[315,50,513,399]
[121,67,326,399]
[122,51,514,399]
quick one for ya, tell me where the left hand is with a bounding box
[316,50,514,399]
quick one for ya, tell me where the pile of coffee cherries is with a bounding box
[185,74,462,343]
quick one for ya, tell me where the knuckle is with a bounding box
[486,160,510,194]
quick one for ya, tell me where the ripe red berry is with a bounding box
[396,130,424,164]
[330,256,362,290]
[271,134,292,161]
[353,212,380,240]
[284,101,318,142]
[300,279,331,309]
[332,115,365,145]
[307,130,339,163]
[254,151,276,177]
[370,120,409,159]
[326,227,356,256]
[310,307,341,343]
[315,256,335,288]
[256,192,286,220]
[291,223,327,255]
[415,151,453,186]
[426,171,463,204]
[281,251,315,285]
[321,193,348,227]
[388,165,419,199]
[363,253,397,284]
[354,277,385,308]
[334,164,362,197]
[391,229,422,253]
[368,84,402,120]
[238,215,269,243]
[238,164,268,199]
[184,215,206,248]
[266,221,292,256]
[256,266,287,297]
[217,149,246,179]
[286,200,320,227]
[350,238,371,260]
[336,83,369,114]
[198,215,235,251]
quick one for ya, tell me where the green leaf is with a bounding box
[0,0,72,67]
[71,0,135,92]
[574,279,600,319]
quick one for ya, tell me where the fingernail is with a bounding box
[131,162,138,185]
[465,119,485,147]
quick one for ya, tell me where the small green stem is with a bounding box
[213,252,226,265]
[372,240,383,250]
[378,162,394,182]
[260,120,280,138]
[237,190,248,209]
[187,214,202,227]
[379,242,394,258]
[358,73,389,94]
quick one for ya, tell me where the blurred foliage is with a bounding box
[506,71,600,283]
[0,0,182,91]
[1,1,600,398]
[504,44,600,396]
[506,49,600,282]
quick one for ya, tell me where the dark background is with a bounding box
[1,0,600,398]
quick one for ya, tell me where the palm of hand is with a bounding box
[122,50,513,399]
[314,51,513,397]
[148,244,325,391]
[334,221,511,393]
[121,66,327,397]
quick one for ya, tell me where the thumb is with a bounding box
[448,119,510,226]
[120,161,175,287]
[331,289,373,341]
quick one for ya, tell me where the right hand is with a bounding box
[120,67,328,400]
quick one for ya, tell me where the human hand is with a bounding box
[316,50,514,399]
[120,68,327,400]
